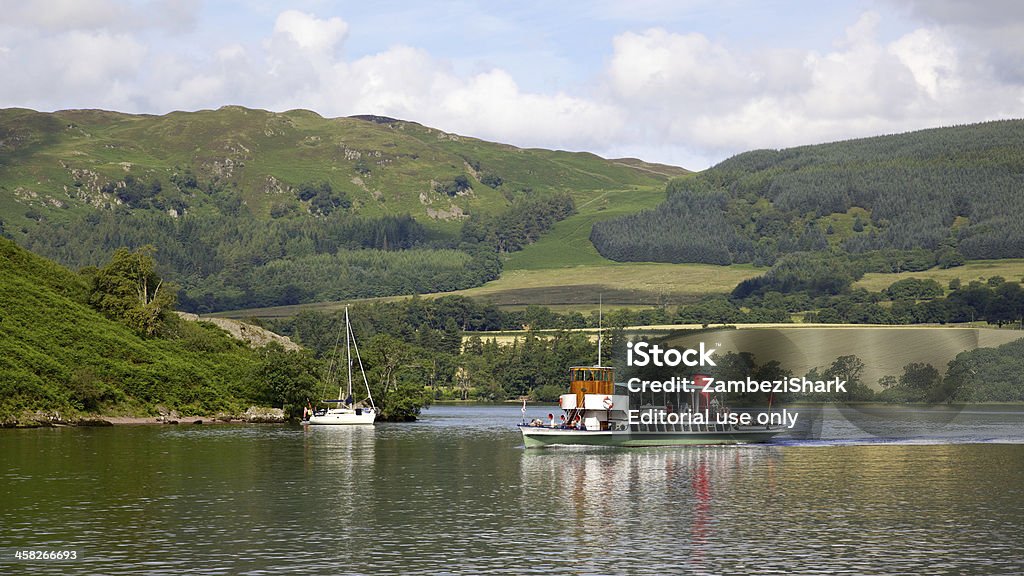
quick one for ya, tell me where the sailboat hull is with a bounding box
[307,409,376,425]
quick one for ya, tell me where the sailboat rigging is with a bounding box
[306,306,377,425]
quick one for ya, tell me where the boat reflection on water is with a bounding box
[519,446,782,572]
[302,423,377,481]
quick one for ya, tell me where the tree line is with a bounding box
[21,176,575,312]
[265,297,605,402]
[656,344,1024,405]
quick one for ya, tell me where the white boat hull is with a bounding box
[519,424,784,448]
[307,408,376,425]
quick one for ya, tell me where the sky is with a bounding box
[1,0,1023,169]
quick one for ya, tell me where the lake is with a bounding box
[2,404,1023,575]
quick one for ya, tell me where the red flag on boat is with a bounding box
[693,374,712,410]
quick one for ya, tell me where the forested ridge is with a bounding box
[592,120,1024,265]
[0,107,672,312]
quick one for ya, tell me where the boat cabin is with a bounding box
[568,366,614,404]
[556,366,629,431]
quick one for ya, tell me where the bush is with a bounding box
[885,278,943,301]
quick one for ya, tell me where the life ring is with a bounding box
[602,396,614,410]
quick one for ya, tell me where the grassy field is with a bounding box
[214,261,765,319]
[856,259,1024,291]
[666,324,1024,389]
[503,186,669,270]
[445,262,762,306]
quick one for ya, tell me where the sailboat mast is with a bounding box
[345,306,352,402]
[597,294,603,366]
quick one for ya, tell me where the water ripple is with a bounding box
[1,405,1022,574]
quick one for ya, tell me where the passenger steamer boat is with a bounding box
[518,365,785,448]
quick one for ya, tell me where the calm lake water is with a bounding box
[2,405,1023,575]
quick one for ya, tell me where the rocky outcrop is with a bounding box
[175,312,301,351]
[243,406,286,423]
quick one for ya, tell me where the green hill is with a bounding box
[0,107,679,229]
[0,237,275,423]
[592,119,1024,265]
[0,106,683,312]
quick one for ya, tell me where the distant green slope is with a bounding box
[0,106,685,312]
[505,186,670,270]
[0,106,680,235]
[592,119,1024,265]
[0,237,263,421]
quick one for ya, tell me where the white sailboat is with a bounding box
[307,306,377,425]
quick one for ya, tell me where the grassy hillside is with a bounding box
[0,237,270,422]
[0,106,677,235]
[0,106,683,312]
[504,186,669,270]
[13,107,1021,323]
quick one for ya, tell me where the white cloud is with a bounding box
[888,28,959,99]
[432,69,625,148]
[0,0,125,32]
[607,29,749,109]
[0,0,198,33]
[56,31,147,87]
[598,11,1024,161]
[895,0,1024,28]
[271,10,348,54]
[347,45,441,113]
[1,5,1023,169]
[172,12,620,151]
[0,29,146,110]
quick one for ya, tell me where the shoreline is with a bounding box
[3,416,288,428]
[3,407,289,428]
[7,402,1024,429]
[101,416,261,425]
